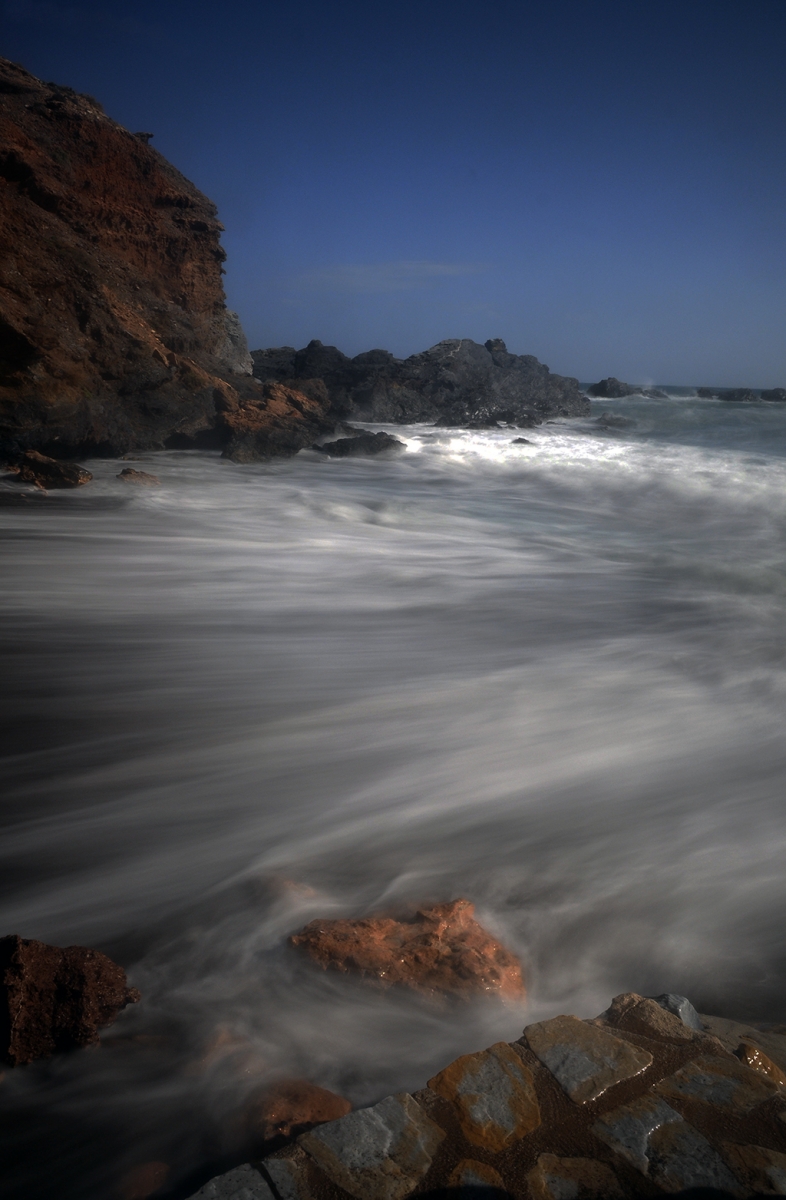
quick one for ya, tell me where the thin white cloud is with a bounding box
[296,260,489,295]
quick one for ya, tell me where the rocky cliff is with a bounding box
[0,58,269,458]
[252,337,590,426]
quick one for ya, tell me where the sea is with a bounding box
[1,390,785,1198]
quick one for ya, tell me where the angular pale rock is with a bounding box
[601,993,704,1043]
[655,1054,780,1113]
[526,1153,623,1200]
[264,1149,315,1200]
[592,1094,741,1193]
[524,1014,652,1104]
[648,992,703,1031]
[723,1143,786,1194]
[299,1091,444,1200]
[448,1159,506,1190]
[736,1040,786,1088]
[184,1163,274,1199]
[427,1041,540,1152]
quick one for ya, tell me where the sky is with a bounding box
[3,0,786,385]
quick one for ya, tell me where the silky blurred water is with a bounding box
[1,393,786,1198]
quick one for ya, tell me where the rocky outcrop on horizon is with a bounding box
[252,337,589,426]
[588,377,667,400]
[0,58,265,459]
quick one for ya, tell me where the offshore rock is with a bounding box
[0,934,140,1065]
[289,899,525,1002]
[220,381,332,462]
[314,431,405,458]
[0,57,254,459]
[588,377,667,400]
[761,387,786,401]
[15,449,92,488]
[722,388,758,402]
[251,337,588,425]
[117,467,160,486]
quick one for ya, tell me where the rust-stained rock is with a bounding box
[242,1078,352,1144]
[0,934,140,1065]
[16,449,92,488]
[526,1153,624,1199]
[117,1161,169,1200]
[523,1014,652,1104]
[117,468,160,486]
[0,57,255,460]
[427,1041,540,1152]
[220,380,332,462]
[654,1053,780,1113]
[299,1091,444,1200]
[601,992,705,1043]
[448,1159,506,1190]
[592,1094,741,1191]
[722,1142,786,1194]
[735,1040,786,1087]
[701,1014,786,1076]
[288,899,525,1002]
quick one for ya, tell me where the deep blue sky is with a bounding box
[4,0,786,384]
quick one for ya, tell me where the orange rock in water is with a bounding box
[117,1161,168,1200]
[289,898,525,1001]
[243,1079,352,1144]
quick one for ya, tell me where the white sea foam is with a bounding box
[1,394,786,1196]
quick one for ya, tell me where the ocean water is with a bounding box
[1,393,786,1197]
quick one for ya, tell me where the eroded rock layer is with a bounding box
[0,57,255,458]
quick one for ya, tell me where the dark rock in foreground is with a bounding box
[289,898,525,1002]
[588,377,667,400]
[12,449,92,488]
[314,431,405,458]
[252,338,588,426]
[0,934,140,1064]
[190,991,786,1199]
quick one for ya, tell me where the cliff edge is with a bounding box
[0,58,259,457]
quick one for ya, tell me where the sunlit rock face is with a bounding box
[0,58,255,459]
[251,337,589,425]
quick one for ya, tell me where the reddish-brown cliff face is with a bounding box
[0,58,273,457]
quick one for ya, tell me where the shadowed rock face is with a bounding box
[0,57,254,459]
[252,338,589,426]
[0,934,140,1065]
[289,898,525,1002]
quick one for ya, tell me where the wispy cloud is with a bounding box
[296,261,489,295]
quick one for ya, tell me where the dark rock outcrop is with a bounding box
[252,338,588,426]
[314,431,405,458]
[289,898,525,1002]
[0,57,256,460]
[596,412,635,429]
[13,448,92,487]
[0,934,140,1065]
[696,386,717,398]
[721,388,758,402]
[761,387,786,402]
[588,377,667,400]
[220,381,333,463]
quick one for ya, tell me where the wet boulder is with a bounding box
[15,450,92,488]
[289,898,525,1002]
[117,468,160,486]
[314,431,405,457]
[241,1079,352,1148]
[0,934,140,1065]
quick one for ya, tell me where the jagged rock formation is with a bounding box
[0,57,262,459]
[588,377,667,400]
[189,993,786,1199]
[0,934,140,1064]
[252,338,589,426]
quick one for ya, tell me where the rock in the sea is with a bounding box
[696,386,718,398]
[0,934,140,1065]
[117,468,160,486]
[289,898,525,1002]
[241,1079,352,1145]
[299,1092,444,1200]
[523,1013,652,1103]
[314,432,405,458]
[761,387,786,401]
[220,381,333,462]
[0,57,256,460]
[15,450,92,488]
[427,1041,540,1151]
[595,412,635,429]
[252,337,588,425]
[589,378,666,400]
[721,388,758,402]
